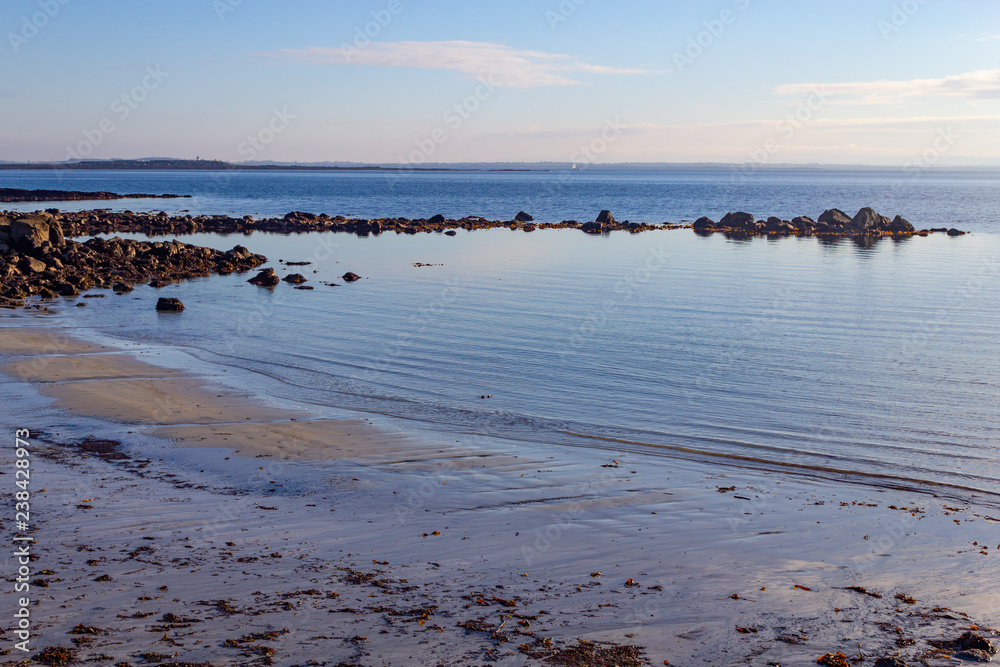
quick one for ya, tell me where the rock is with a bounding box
[282,273,307,284]
[342,272,361,283]
[444,230,457,236]
[889,215,915,233]
[294,285,314,290]
[428,214,445,225]
[792,216,816,228]
[596,210,616,224]
[693,217,716,231]
[580,221,605,234]
[54,282,79,297]
[720,212,756,230]
[112,283,134,293]
[947,228,966,236]
[850,207,891,231]
[514,211,534,222]
[155,297,185,312]
[955,633,997,655]
[955,649,992,663]
[874,658,906,667]
[17,256,46,274]
[818,209,852,227]
[10,215,64,253]
[522,224,536,232]
[148,279,170,288]
[248,268,280,287]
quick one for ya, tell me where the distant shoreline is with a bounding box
[0,159,542,173]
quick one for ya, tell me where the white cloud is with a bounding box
[969,34,1000,42]
[776,69,1000,104]
[259,40,662,88]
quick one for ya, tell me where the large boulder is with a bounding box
[850,207,891,231]
[720,212,756,230]
[10,214,65,253]
[818,209,852,227]
[514,211,533,222]
[427,214,445,225]
[596,210,616,225]
[791,216,815,230]
[693,217,715,231]
[889,215,915,233]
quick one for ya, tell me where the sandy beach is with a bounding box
[0,325,997,666]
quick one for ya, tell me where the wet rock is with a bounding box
[819,209,852,227]
[514,211,534,222]
[596,210,616,224]
[428,214,445,225]
[889,215,915,233]
[720,212,756,231]
[282,273,307,284]
[112,283,134,293]
[54,282,79,297]
[10,214,63,253]
[874,657,907,667]
[850,207,892,231]
[955,649,992,663]
[148,279,170,288]
[155,297,185,312]
[947,228,966,236]
[444,230,457,236]
[792,216,816,229]
[248,268,280,287]
[693,217,716,231]
[342,272,361,283]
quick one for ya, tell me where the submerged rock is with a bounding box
[282,273,307,284]
[342,272,361,282]
[248,268,280,287]
[155,297,184,312]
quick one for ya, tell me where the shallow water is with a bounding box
[3,168,1000,500]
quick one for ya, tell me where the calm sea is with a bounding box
[3,167,1000,501]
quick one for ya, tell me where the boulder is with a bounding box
[112,282,134,293]
[248,268,280,287]
[818,209,852,227]
[850,207,891,231]
[54,282,79,297]
[947,228,966,236]
[342,272,361,282]
[155,297,185,312]
[596,210,616,225]
[792,216,816,230]
[10,215,64,253]
[444,230,457,236]
[514,211,534,222]
[693,217,715,231]
[17,256,46,274]
[720,212,755,230]
[282,273,307,284]
[889,216,915,233]
[148,279,170,288]
[427,214,445,225]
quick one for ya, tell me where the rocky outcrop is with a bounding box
[0,216,265,309]
[0,188,189,203]
[889,216,915,233]
[850,207,891,231]
[596,210,616,225]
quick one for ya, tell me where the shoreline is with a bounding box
[2,325,998,665]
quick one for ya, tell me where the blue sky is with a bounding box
[3,0,1000,164]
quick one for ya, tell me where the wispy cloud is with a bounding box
[969,34,1000,42]
[777,69,1000,104]
[258,40,663,88]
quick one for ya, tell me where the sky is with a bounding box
[2,0,1000,165]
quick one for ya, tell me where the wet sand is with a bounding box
[1,327,998,666]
